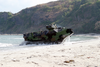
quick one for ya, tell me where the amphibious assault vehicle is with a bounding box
[23,24,73,45]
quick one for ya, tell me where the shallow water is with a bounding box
[0,34,98,51]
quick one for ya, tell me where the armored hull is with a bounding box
[23,24,73,45]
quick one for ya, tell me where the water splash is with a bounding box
[61,33,73,45]
[0,43,13,47]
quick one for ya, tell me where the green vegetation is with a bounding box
[42,5,52,12]
[0,0,100,34]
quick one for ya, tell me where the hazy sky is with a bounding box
[0,0,57,13]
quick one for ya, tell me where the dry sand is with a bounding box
[0,37,100,67]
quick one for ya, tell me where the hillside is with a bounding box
[0,0,100,34]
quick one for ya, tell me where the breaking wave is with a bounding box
[0,43,13,47]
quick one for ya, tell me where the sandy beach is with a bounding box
[0,37,100,67]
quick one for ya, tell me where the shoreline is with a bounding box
[0,33,100,35]
[0,34,23,35]
[0,36,100,67]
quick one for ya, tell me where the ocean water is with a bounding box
[0,34,98,51]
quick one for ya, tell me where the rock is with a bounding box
[64,61,70,63]
[64,60,75,63]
